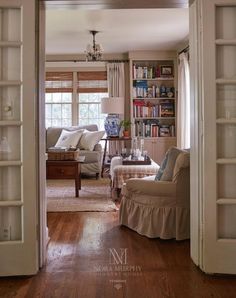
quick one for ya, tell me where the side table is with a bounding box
[101,136,132,178]
[46,156,85,197]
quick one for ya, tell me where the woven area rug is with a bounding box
[47,178,118,212]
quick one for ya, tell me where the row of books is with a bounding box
[135,122,175,138]
[133,81,175,98]
[133,65,174,79]
[133,66,158,79]
[133,100,175,118]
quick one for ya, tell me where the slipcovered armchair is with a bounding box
[119,148,190,240]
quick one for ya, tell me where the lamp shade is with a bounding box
[101,97,124,115]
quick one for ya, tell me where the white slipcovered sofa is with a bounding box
[46,124,103,178]
[119,147,190,240]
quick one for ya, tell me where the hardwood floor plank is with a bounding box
[1,211,236,298]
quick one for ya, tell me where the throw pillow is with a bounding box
[160,147,183,181]
[155,150,169,181]
[55,129,84,148]
[78,130,105,151]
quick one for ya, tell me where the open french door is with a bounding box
[0,0,39,275]
[190,0,236,274]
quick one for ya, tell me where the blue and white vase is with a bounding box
[104,114,121,137]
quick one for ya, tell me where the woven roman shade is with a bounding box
[77,71,108,93]
[45,72,73,93]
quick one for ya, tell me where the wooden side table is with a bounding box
[101,136,132,178]
[46,156,85,197]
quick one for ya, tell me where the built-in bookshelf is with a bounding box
[131,60,176,139]
[129,57,177,164]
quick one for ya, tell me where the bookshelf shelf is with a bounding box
[134,117,175,120]
[133,97,175,100]
[133,77,174,81]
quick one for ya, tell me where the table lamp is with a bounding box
[101,97,124,137]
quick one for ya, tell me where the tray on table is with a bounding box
[122,156,151,165]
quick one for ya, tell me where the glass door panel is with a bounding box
[218,164,236,198]
[216,7,236,40]
[0,166,21,201]
[0,86,21,121]
[0,207,22,241]
[218,205,236,239]
[0,8,21,41]
[217,85,236,119]
[0,126,21,161]
[217,124,236,158]
[0,47,21,81]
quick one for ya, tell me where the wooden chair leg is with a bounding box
[96,173,99,180]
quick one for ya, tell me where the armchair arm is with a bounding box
[94,143,102,151]
[126,179,176,197]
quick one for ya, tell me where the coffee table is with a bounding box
[46,156,85,197]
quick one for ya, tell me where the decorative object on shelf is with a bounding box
[101,97,124,137]
[85,30,103,61]
[160,65,174,77]
[120,119,131,138]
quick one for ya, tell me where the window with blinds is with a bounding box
[45,72,73,127]
[77,71,108,130]
[45,70,108,129]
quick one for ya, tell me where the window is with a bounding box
[78,93,108,130]
[45,72,73,128]
[45,92,72,127]
[77,71,108,130]
[45,71,108,128]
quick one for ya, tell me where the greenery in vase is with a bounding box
[120,120,131,131]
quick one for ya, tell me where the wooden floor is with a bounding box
[1,211,236,298]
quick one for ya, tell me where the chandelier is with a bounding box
[85,30,103,61]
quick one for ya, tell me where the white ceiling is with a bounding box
[46,9,189,55]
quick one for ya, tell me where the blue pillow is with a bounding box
[155,151,169,181]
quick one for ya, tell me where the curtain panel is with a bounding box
[107,63,125,97]
[177,52,190,149]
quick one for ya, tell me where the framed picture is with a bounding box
[160,65,173,77]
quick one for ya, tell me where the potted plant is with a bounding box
[120,119,131,138]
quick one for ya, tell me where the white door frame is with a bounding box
[38,0,196,268]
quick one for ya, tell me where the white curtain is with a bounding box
[107,62,125,97]
[177,52,190,149]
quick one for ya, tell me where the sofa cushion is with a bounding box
[155,151,169,181]
[160,147,184,181]
[46,124,98,149]
[78,130,105,151]
[55,129,84,148]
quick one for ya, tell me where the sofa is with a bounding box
[46,124,103,178]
